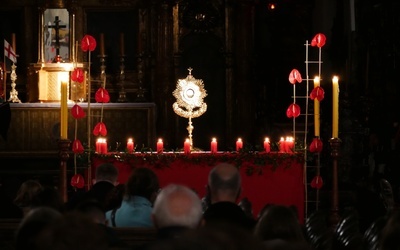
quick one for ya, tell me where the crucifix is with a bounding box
[48,16,66,62]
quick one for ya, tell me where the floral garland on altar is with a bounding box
[93,152,304,176]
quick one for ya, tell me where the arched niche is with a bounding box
[38,5,76,63]
[43,8,70,63]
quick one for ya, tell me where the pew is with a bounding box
[113,227,157,248]
[0,219,157,249]
[0,218,19,249]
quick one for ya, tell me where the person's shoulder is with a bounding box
[90,181,116,192]
[263,239,311,250]
[204,201,243,215]
[203,202,256,230]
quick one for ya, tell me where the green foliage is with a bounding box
[90,151,305,176]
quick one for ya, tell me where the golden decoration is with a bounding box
[172,68,207,150]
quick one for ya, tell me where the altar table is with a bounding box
[92,152,305,222]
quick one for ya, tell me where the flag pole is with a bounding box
[3,51,6,101]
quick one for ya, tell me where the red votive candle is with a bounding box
[285,137,290,153]
[236,138,243,152]
[127,138,134,153]
[157,138,163,153]
[184,139,191,154]
[96,138,101,153]
[264,137,271,153]
[279,137,286,153]
[211,138,217,153]
[101,139,108,154]
[287,136,294,153]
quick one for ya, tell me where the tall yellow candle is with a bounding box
[313,76,320,137]
[60,80,68,139]
[11,33,16,54]
[120,33,125,56]
[332,76,339,138]
[99,33,105,56]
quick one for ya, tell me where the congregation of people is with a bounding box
[0,162,399,250]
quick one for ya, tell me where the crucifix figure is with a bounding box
[47,16,66,62]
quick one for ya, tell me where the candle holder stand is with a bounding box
[135,53,147,102]
[58,138,71,203]
[117,55,128,102]
[8,63,21,103]
[98,55,107,89]
[314,139,321,212]
[187,116,194,149]
[329,137,342,229]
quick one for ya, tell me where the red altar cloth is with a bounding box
[91,152,305,223]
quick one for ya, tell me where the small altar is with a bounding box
[28,62,87,103]
[92,152,305,223]
[0,102,156,153]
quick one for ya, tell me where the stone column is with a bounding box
[234,0,256,142]
[153,0,175,149]
[38,7,45,63]
[224,0,234,142]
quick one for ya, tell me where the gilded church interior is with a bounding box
[1,0,400,206]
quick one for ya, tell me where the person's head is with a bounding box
[253,204,305,243]
[380,210,400,250]
[94,163,119,185]
[46,211,109,250]
[75,200,107,225]
[207,163,241,203]
[31,186,65,213]
[14,180,43,211]
[152,184,203,229]
[125,167,159,202]
[15,206,63,250]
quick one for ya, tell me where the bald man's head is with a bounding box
[152,184,203,229]
[208,163,241,203]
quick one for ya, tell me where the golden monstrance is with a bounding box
[172,68,207,150]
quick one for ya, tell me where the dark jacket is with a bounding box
[203,201,256,230]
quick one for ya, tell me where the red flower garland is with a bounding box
[93,122,108,137]
[311,33,326,48]
[71,68,85,83]
[71,174,85,189]
[310,86,325,101]
[309,138,323,153]
[71,104,86,119]
[81,35,97,52]
[286,103,300,118]
[310,175,323,189]
[288,69,302,84]
[95,87,110,103]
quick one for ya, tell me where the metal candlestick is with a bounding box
[117,55,128,102]
[99,55,107,89]
[58,139,70,203]
[187,117,194,148]
[329,137,342,229]
[8,63,21,103]
[135,53,147,102]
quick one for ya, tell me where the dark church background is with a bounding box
[1,0,400,217]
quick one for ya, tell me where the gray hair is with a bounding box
[152,184,202,229]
